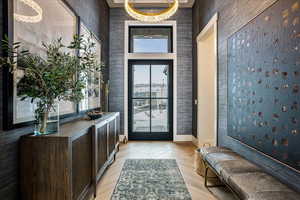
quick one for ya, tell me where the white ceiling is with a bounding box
[106,0,195,8]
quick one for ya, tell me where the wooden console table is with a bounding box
[20,112,120,200]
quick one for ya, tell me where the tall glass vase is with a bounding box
[34,103,60,135]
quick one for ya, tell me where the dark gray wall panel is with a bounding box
[109,8,193,135]
[228,0,300,171]
[0,0,3,131]
[0,0,109,199]
[193,0,300,192]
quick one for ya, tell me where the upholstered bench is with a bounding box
[199,147,300,200]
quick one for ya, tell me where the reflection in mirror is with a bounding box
[79,23,102,111]
[13,0,77,123]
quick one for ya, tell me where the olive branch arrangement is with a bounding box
[0,34,105,134]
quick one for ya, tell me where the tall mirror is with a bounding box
[79,22,102,112]
[13,0,77,124]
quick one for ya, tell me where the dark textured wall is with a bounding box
[0,0,109,199]
[109,8,193,136]
[0,0,4,131]
[193,0,300,192]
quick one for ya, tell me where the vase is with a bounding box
[34,103,60,135]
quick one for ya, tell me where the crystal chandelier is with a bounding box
[124,0,179,22]
[14,0,43,23]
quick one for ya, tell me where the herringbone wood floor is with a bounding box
[95,141,234,200]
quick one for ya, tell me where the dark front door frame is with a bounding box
[128,60,173,141]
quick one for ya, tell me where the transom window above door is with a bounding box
[129,26,173,53]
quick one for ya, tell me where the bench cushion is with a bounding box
[199,147,300,200]
[248,191,300,200]
[228,172,296,200]
[215,159,262,182]
[205,152,240,168]
[199,146,231,157]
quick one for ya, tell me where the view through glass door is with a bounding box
[128,60,173,140]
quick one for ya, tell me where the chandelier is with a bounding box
[124,0,179,22]
[14,0,43,23]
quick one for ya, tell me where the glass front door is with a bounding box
[128,60,173,140]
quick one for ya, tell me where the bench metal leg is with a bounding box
[204,166,209,187]
[204,163,224,188]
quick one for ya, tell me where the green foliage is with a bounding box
[0,35,29,71]
[0,34,104,132]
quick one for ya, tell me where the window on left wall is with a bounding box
[13,0,77,124]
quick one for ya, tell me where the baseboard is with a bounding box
[120,134,192,142]
[192,135,198,147]
[173,135,193,142]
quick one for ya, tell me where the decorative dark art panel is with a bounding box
[228,0,300,171]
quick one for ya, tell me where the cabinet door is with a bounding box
[108,119,116,155]
[97,124,108,172]
[72,131,93,200]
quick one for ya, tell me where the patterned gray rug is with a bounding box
[111,159,192,200]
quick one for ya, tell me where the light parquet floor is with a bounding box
[95,141,235,200]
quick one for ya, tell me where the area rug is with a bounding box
[111,159,192,200]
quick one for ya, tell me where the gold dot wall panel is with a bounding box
[228,0,300,171]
